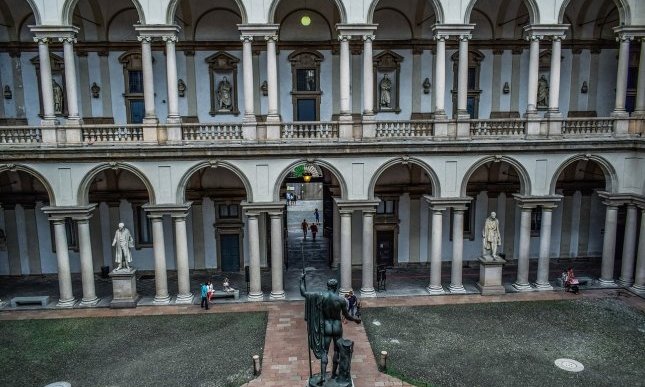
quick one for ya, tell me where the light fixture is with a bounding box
[580,81,588,94]
[502,82,510,94]
[302,170,312,183]
[423,78,431,94]
[4,85,12,99]
[301,15,311,26]
[90,82,100,98]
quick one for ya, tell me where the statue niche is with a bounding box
[373,50,403,114]
[31,53,67,117]
[206,52,240,116]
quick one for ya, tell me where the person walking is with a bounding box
[301,219,309,239]
[310,223,318,241]
[200,282,209,310]
[314,208,320,224]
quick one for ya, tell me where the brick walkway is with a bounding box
[1,289,642,386]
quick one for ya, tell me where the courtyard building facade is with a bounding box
[0,0,644,305]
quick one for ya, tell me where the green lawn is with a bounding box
[0,312,267,387]
[362,298,645,387]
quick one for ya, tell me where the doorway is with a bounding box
[376,230,395,266]
[220,234,240,272]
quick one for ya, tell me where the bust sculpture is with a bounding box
[482,212,502,260]
[112,222,134,270]
[300,273,360,386]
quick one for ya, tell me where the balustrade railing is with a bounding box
[0,126,42,143]
[561,118,614,136]
[375,121,433,138]
[82,124,143,143]
[470,119,526,137]
[281,122,338,139]
[182,123,242,141]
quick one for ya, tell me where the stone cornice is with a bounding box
[142,203,191,216]
[238,24,279,37]
[334,199,380,212]
[523,24,569,39]
[241,202,286,215]
[423,196,472,210]
[512,194,562,208]
[41,204,97,220]
[134,24,180,39]
[598,192,645,206]
[432,24,475,40]
[613,26,645,39]
[336,23,378,37]
[29,25,79,39]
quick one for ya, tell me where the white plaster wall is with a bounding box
[397,193,410,263]
[88,53,103,117]
[596,49,618,117]
[420,50,434,114]
[176,52,189,118]
[21,53,41,124]
[478,49,493,119]
[499,51,512,112]
[559,49,573,116]
[109,52,127,124]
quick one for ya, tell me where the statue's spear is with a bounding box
[301,241,313,379]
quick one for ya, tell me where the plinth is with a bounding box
[477,256,506,295]
[109,268,140,308]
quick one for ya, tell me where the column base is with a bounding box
[533,282,553,291]
[512,282,533,291]
[175,293,194,304]
[339,288,352,296]
[80,296,99,307]
[360,287,377,298]
[269,291,286,300]
[153,294,171,305]
[611,110,629,119]
[143,116,159,125]
[617,278,634,287]
[524,110,538,119]
[426,285,445,295]
[598,278,617,287]
[56,297,77,308]
[544,111,562,119]
[166,116,182,125]
[630,284,645,294]
[248,291,264,302]
[448,284,466,294]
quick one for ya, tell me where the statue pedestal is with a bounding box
[306,338,354,387]
[109,268,140,308]
[477,257,506,295]
[307,374,354,387]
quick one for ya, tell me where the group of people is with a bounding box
[301,209,321,240]
[200,277,236,310]
[342,291,360,323]
[286,192,297,206]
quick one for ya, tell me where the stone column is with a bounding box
[513,206,533,290]
[535,206,555,290]
[634,38,645,116]
[362,35,374,116]
[599,202,619,285]
[173,213,193,303]
[247,213,263,301]
[35,37,55,122]
[241,35,255,122]
[613,34,631,116]
[269,211,285,300]
[631,206,645,292]
[52,218,75,307]
[618,204,638,286]
[547,36,562,116]
[449,207,466,293]
[138,36,157,123]
[163,35,180,123]
[266,35,279,121]
[332,202,340,268]
[526,34,540,115]
[427,207,445,294]
[433,35,446,117]
[457,35,470,117]
[61,37,80,122]
[339,34,351,116]
[148,215,170,303]
[340,210,353,294]
[361,209,376,297]
[77,216,98,305]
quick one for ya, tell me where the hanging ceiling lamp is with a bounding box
[301,0,311,26]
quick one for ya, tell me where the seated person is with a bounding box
[207,280,214,300]
[223,277,235,293]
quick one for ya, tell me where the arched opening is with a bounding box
[0,169,53,276]
[464,159,526,264]
[183,165,249,273]
[275,161,343,280]
[553,158,610,278]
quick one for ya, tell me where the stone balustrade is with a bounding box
[0,117,639,147]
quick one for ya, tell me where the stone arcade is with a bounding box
[0,0,644,307]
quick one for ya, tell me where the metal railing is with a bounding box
[0,126,42,144]
[182,123,243,141]
[281,122,339,139]
[375,120,434,138]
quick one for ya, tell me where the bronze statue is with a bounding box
[300,273,360,386]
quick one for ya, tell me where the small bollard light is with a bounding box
[252,354,261,375]
[379,351,388,371]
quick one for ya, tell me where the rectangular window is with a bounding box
[129,100,145,124]
[218,204,240,219]
[296,99,317,121]
[296,69,316,91]
[134,205,152,247]
[128,70,144,94]
[531,207,542,237]
[467,67,477,89]
[377,200,396,215]
[50,218,78,252]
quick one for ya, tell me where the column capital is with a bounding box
[33,36,49,44]
[240,35,254,43]
[58,36,77,44]
[162,35,178,43]
[338,34,351,42]
[264,34,279,42]
[41,204,98,220]
[137,35,153,43]
[363,34,375,42]
[458,34,472,41]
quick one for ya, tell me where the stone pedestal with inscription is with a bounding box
[477,257,506,295]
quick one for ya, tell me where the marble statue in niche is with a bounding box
[537,74,549,108]
[379,73,392,108]
[218,76,232,111]
[52,79,64,115]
